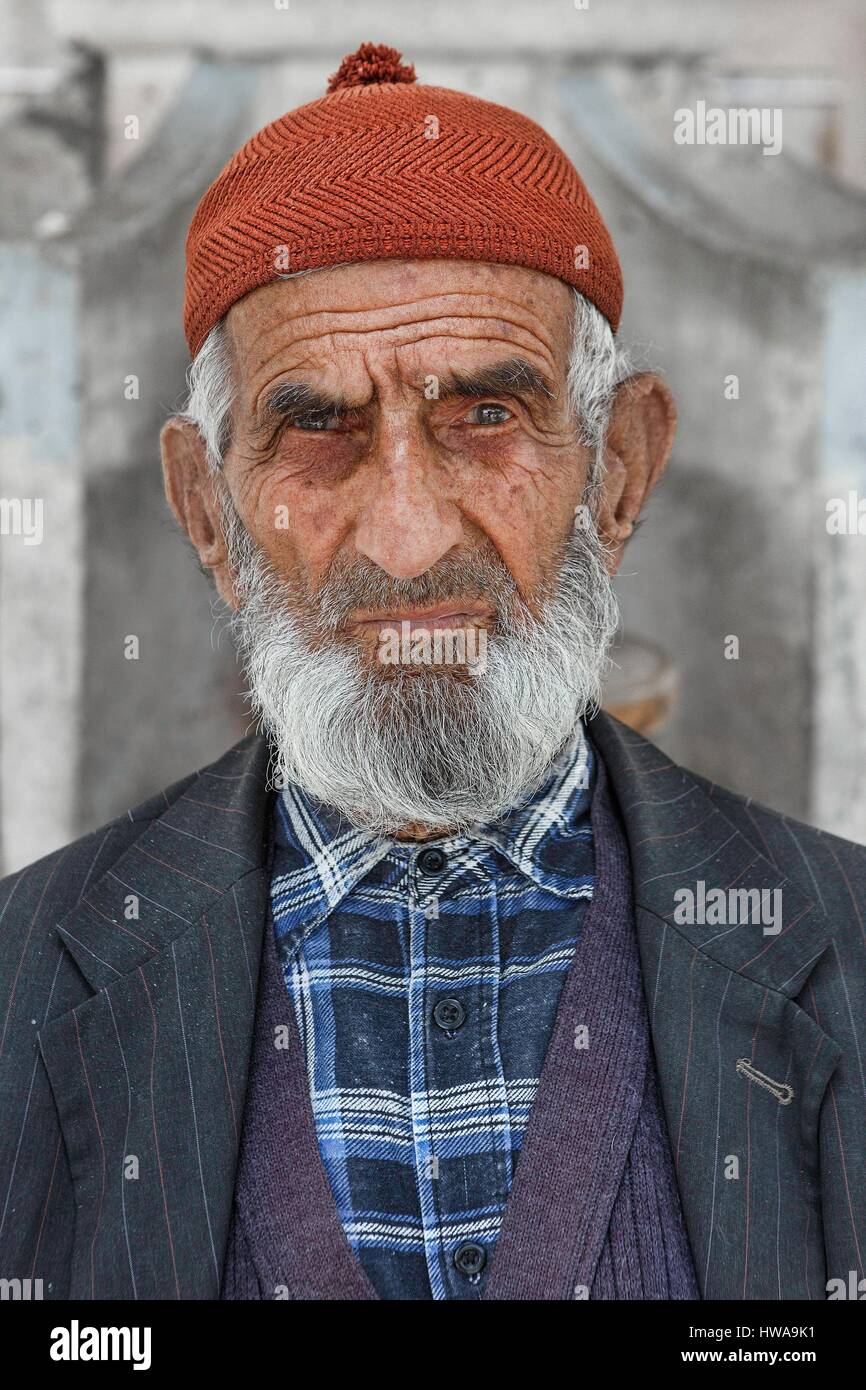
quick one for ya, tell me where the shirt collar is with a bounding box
[273,722,596,939]
[471,723,595,897]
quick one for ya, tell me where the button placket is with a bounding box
[410,845,502,1297]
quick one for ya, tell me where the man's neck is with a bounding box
[393,823,454,842]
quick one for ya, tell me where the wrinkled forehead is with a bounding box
[224,258,575,409]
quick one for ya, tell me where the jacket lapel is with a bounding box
[589,712,841,1299]
[38,734,273,1299]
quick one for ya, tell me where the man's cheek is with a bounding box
[250,488,348,582]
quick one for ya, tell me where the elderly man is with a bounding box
[1,44,865,1304]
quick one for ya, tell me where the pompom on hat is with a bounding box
[183,42,623,356]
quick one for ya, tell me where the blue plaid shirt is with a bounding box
[270,726,595,1300]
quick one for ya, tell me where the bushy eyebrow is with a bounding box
[434,356,556,404]
[258,379,353,424]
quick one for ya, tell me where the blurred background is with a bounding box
[1,0,865,874]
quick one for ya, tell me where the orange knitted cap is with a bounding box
[183,43,623,357]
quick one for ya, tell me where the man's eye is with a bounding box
[291,412,341,431]
[466,402,512,426]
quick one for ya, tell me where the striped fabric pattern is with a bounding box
[270,727,595,1299]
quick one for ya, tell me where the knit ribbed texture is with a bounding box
[184,44,623,355]
[220,750,698,1300]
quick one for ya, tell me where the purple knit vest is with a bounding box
[221,754,699,1300]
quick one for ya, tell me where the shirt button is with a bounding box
[432,997,466,1032]
[417,846,446,875]
[454,1242,487,1277]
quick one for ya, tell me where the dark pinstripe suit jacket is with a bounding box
[1,712,864,1300]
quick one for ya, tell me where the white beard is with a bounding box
[219,491,619,835]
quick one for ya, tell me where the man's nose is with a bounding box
[353,450,464,580]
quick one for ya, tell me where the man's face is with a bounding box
[163,257,673,834]
[221,258,592,647]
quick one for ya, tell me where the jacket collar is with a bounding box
[48,711,832,1024]
[52,734,273,994]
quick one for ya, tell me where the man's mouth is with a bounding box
[350,600,494,634]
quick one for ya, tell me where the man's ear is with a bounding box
[159,418,239,609]
[595,373,677,572]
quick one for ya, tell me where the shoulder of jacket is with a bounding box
[0,766,201,926]
[690,769,866,907]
